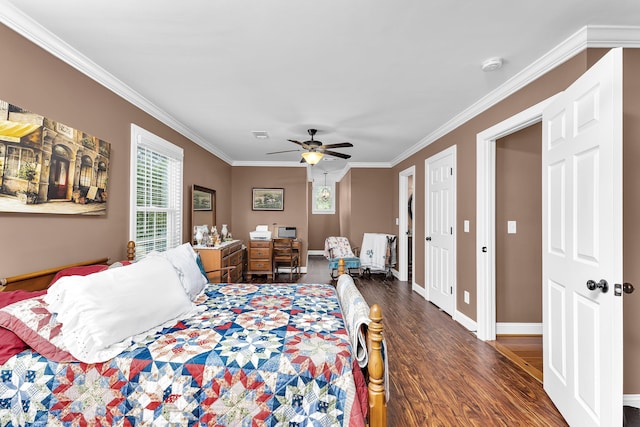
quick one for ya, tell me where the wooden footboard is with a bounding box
[337,257,387,427]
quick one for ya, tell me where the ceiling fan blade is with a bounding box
[321,142,353,149]
[288,139,311,149]
[322,150,351,159]
[266,149,300,155]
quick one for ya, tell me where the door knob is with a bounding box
[586,279,609,293]
[426,236,432,241]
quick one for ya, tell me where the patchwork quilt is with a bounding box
[0,283,366,427]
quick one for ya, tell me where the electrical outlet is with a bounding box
[464,291,470,304]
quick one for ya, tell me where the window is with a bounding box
[96,161,107,189]
[130,124,183,259]
[312,180,335,214]
[79,155,93,187]
[5,146,35,178]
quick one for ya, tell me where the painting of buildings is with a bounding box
[0,99,110,215]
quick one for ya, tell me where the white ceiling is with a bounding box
[2,0,640,180]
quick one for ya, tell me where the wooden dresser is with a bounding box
[195,240,244,283]
[246,240,273,280]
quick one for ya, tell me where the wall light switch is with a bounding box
[395,218,399,225]
[464,220,470,233]
[464,291,470,304]
[507,220,517,234]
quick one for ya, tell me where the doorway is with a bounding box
[475,95,558,341]
[398,166,415,283]
[495,124,543,335]
[48,144,73,200]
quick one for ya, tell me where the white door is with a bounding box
[542,48,623,427]
[425,146,456,315]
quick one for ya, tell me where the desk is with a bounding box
[245,239,302,280]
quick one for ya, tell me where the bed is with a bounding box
[0,242,386,427]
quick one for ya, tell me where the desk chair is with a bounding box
[272,238,300,281]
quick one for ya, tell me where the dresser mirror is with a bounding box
[192,185,216,243]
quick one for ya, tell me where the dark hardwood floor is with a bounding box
[251,256,569,426]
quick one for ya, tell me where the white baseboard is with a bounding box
[625,394,640,408]
[454,310,477,333]
[412,283,426,298]
[307,250,325,256]
[496,322,542,335]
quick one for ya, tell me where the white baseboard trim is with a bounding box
[624,394,640,408]
[412,283,426,298]
[496,322,542,335]
[307,250,325,256]
[454,310,478,333]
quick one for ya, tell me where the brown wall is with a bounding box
[230,166,308,266]
[0,24,231,277]
[339,168,395,248]
[622,48,640,394]
[495,124,542,323]
[307,182,341,251]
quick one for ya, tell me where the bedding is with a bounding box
[0,282,367,427]
[0,291,47,364]
[45,256,197,363]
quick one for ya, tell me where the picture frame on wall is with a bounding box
[252,188,284,211]
[193,186,213,211]
[0,98,111,215]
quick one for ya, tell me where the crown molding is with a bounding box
[0,1,234,165]
[391,25,640,167]
[232,160,307,168]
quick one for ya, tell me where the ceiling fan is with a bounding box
[266,129,353,165]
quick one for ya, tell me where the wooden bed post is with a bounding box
[368,303,387,427]
[127,240,136,261]
[337,258,345,276]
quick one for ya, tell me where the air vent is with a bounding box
[252,131,269,139]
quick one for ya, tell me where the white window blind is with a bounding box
[130,124,183,259]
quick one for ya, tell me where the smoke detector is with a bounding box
[481,57,503,72]
[252,131,269,139]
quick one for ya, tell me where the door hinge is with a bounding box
[450,227,453,235]
[450,167,453,175]
[450,286,453,295]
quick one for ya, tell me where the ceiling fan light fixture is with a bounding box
[301,151,324,165]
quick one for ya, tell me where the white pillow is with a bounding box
[45,256,194,363]
[149,243,207,300]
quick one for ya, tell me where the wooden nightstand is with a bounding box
[246,240,273,280]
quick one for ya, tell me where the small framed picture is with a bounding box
[193,186,213,211]
[252,188,284,211]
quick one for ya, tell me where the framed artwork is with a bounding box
[0,98,111,215]
[193,186,213,211]
[252,188,284,211]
